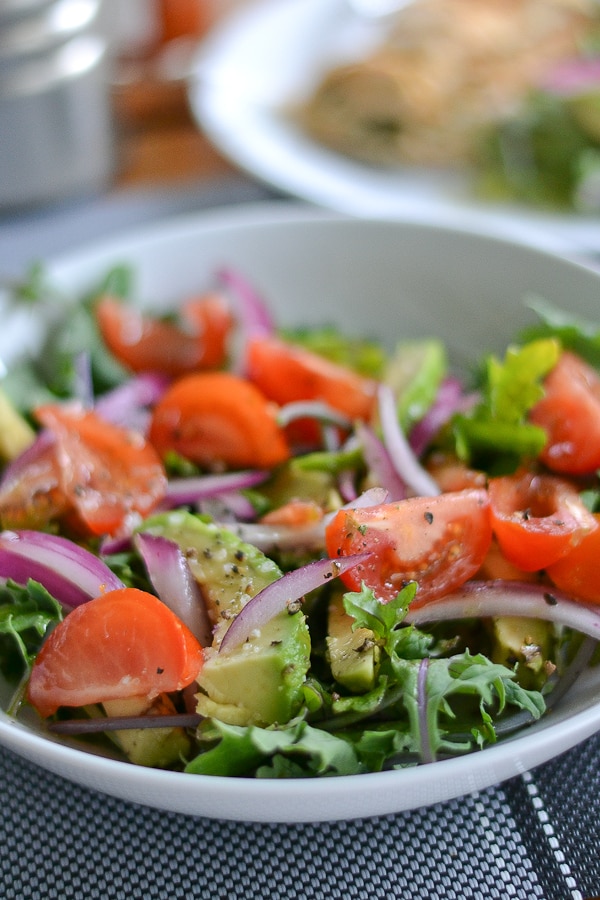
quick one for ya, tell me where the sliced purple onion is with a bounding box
[0,529,123,608]
[216,267,274,373]
[73,351,94,409]
[540,58,600,96]
[219,552,372,654]
[100,534,132,556]
[323,486,390,525]
[378,383,440,497]
[196,493,257,523]
[134,531,213,647]
[220,519,328,553]
[342,485,389,509]
[406,580,600,640]
[161,470,267,509]
[0,428,55,490]
[48,712,203,734]
[355,420,406,501]
[216,267,274,337]
[95,373,169,433]
[337,468,358,503]
[409,378,478,457]
[277,400,353,431]
[417,658,433,764]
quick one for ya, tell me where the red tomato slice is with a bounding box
[325,489,492,607]
[27,587,204,718]
[148,371,290,469]
[0,432,69,531]
[546,514,600,604]
[246,335,378,422]
[34,404,167,537]
[488,471,596,572]
[530,351,600,475]
[96,293,233,378]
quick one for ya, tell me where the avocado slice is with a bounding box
[98,695,191,769]
[326,591,379,694]
[139,511,311,727]
[491,616,553,689]
[0,386,35,461]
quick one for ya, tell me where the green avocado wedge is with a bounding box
[139,511,311,727]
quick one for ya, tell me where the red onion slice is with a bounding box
[277,401,353,431]
[162,470,267,509]
[0,429,55,490]
[409,378,478,457]
[95,373,169,432]
[135,531,213,647]
[73,351,94,409]
[541,58,600,96]
[355,421,407,501]
[406,580,600,640]
[216,267,274,373]
[219,552,372,654]
[0,529,123,608]
[216,267,274,337]
[220,520,328,553]
[378,383,440,497]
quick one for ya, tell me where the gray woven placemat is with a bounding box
[2,735,599,900]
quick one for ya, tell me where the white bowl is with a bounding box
[1,203,600,823]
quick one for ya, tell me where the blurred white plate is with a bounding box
[2,203,600,823]
[189,0,600,254]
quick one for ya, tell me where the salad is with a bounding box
[0,262,600,779]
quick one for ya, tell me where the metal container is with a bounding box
[0,0,115,210]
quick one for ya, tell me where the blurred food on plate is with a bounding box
[301,0,600,210]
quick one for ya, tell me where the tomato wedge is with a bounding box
[27,587,204,718]
[325,489,492,607]
[488,471,596,572]
[148,371,290,469]
[530,351,600,474]
[96,293,233,378]
[546,514,600,604]
[0,405,167,537]
[246,335,377,421]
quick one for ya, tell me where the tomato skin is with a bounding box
[27,587,204,718]
[544,513,600,604]
[488,471,596,572]
[530,351,600,475]
[260,499,324,526]
[477,538,540,583]
[96,293,233,378]
[0,405,166,537]
[426,453,486,493]
[0,432,68,531]
[148,371,290,469]
[325,488,492,606]
[246,335,377,422]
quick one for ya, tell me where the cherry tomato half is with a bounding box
[96,293,233,378]
[530,351,600,475]
[148,371,290,469]
[0,405,166,537]
[325,488,492,607]
[246,335,378,421]
[27,587,204,718]
[488,471,596,572]
[546,513,600,605]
